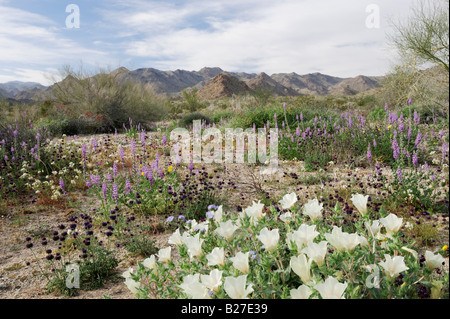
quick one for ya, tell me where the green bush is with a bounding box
[179,112,212,128]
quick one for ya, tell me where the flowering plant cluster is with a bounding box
[123,192,448,299]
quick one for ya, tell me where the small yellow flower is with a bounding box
[168,166,173,173]
[443,245,448,251]
[141,172,145,176]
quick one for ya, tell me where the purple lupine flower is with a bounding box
[140,131,146,146]
[392,137,400,160]
[384,104,388,112]
[300,113,303,121]
[162,134,167,145]
[113,162,118,177]
[125,179,131,194]
[367,144,372,165]
[274,113,277,121]
[296,127,300,137]
[102,182,108,200]
[112,183,118,202]
[414,132,422,147]
[86,179,92,188]
[296,114,299,121]
[106,174,113,183]
[443,142,449,159]
[59,178,66,194]
[440,130,445,139]
[396,167,403,182]
[130,139,136,156]
[119,146,125,161]
[407,127,412,141]
[188,162,194,172]
[158,168,164,179]
[92,138,98,151]
[413,111,420,124]
[412,153,418,168]
[373,139,377,148]
[408,98,412,105]
[206,211,214,219]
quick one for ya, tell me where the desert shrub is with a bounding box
[51,66,169,134]
[179,112,212,128]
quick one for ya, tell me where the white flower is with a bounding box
[286,223,319,251]
[215,220,239,240]
[279,192,298,210]
[212,205,223,222]
[324,226,361,252]
[364,220,381,237]
[244,200,265,224]
[313,276,348,299]
[182,232,204,259]
[143,255,157,273]
[224,275,254,299]
[290,254,312,284]
[179,274,211,299]
[157,247,172,263]
[168,228,183,246]
[122,267,134,279]
[230,251,250,274]
[301,241,328,266]
[378,254,409,278]
[350,193,369,216]
[206,247,225,267]
[302,198,323,221]
[201,269,223,292]
[290,285,313,299]
[424,250,446,270]
[380,213,403,235]
[125,277,141,295]
[279,211,293,223]
[257,227,280,252]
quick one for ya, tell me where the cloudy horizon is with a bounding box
[0,0,416,86]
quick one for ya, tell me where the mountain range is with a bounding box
[0,67,383,103]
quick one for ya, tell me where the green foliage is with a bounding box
[179,112,212,128]
[180,88,206,112]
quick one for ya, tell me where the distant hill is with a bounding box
[1,67,383,103]
[0,81,47,101]
[197,73,253,99]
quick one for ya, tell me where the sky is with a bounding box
[0,0,417,86]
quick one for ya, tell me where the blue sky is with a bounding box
[0,0,416,85]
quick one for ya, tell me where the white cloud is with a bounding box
[101,0,415,77]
